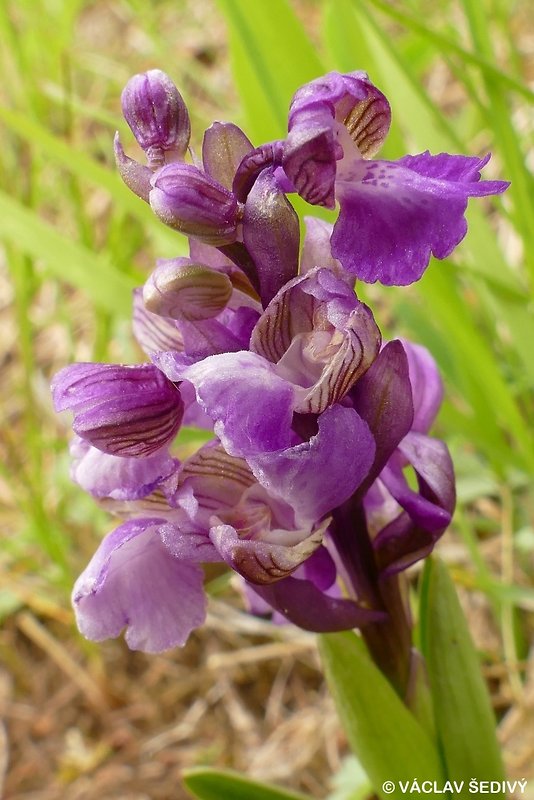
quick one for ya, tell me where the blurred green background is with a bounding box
[1,0,533,796]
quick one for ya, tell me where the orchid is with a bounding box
[53,67,507,705]
[235,71,509,286]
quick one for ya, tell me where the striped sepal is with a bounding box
[52,362,184,457]
[343,93,390,158]
[297,305,381,414]
[210,518,329,585]
[132,288,184,356]
[143,259,233,321]
[177,443,255,515]
[250,276,316,364]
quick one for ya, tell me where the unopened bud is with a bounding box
[143,259,233,321]
[149,163,240,246]
[121,69,191,168]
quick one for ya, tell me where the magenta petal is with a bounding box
[398,431,456,518]
[150,163,238,245]
[52,362,184,457]
[401,339,443,434]
[182,352,296,456]
[374,432,455,575]
[243,170,300,306]
[300,217,349,281]
[210,522,324,584]
[132,288,184,357]
[283,71,391,208]
[202,121,253,190]
[253,576,386,632]
[121,70,190,163]
[72,519,206,652]
[247,405,375,522]
[350,340,414,496]
[70,438,179,500]
[333,153,509,285]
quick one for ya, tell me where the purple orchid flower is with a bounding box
[71,439,379,651]
[234,70,509,287]
[52,362,184,457]
[288,72,509,285]
[52,64,477,687]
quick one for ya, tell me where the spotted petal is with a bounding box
[333,152,509,285]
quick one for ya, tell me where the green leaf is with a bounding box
[319,631,444,799]
[420,559,505,792]
[183,768,311,800]
[0,190,136,314]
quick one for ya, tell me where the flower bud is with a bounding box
[143,258,233,321]
[121,69,191,168]
[149,163,240,245]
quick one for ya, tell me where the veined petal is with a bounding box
[52,362,184,457]
[150,163,239,246]
[132,288,184,357]
[282,71,390,207]
[70,437,179,500]
[288,71,391,158]
[72,518,206,652]
[332,152,509,285]
[251,268,380,413]
[210,519,327,585]
[173,442,255,529]
[143,258,233,321]
[121,70,190,165]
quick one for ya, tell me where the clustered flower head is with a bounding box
[52,68,507,658]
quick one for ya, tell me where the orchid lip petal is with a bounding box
[332,152,509,285]
[72,518,206,652]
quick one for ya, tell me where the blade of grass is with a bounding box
[0,105,177,247]
[362,0,534,103]
[0,190,137,315]
[460,0,534,285]
[217,0,325,142]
